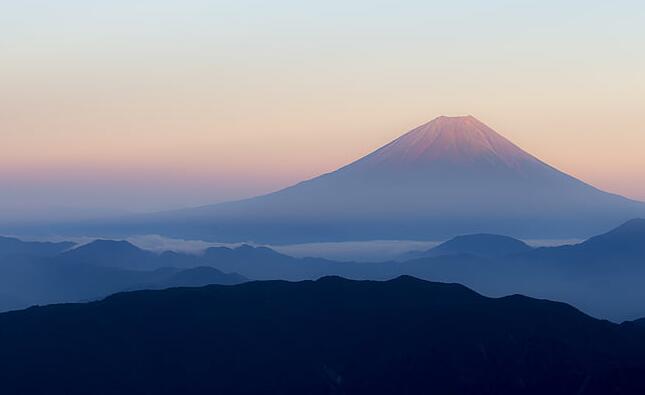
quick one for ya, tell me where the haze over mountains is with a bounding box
[5,2,645,392]
[1,116,644,320]
[1,219,644,320]
[0,237,247,312]
[71,115,644,244]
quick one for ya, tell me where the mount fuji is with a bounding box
[109,116,645,243]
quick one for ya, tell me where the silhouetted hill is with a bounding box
[369,219,645,321]
[515,218,645,268]
[576,218,645,257]
[409,219,645,320]
[401,233,532,260]
[2,220,645,320]
[204,244,286,260]
[201,244,345,280]
[59,239,158,269]
[1,276,645,394]
[0,239,248,312]
[0,256,247,312]
[0,236,75,258]
[59,241,329,278]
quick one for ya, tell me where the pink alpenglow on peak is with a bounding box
[351,115,541,171]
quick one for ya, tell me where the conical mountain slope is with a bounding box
[138,116,645,243]
[342,115,538,170]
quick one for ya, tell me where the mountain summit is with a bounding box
[350,115,536,170]
[109,116,645,243]
[335,115,580,189]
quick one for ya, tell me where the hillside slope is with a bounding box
[1,276,645,394]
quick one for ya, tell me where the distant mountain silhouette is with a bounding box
[86,115,645,243]
[200,244,345,280]
[59,239,158,269]
[0,239,248,312]
[0,236,75,258]
[184,219,645,321]
[400,233,532,260]
[2,220,645,320]
[0,259,247,312]
[400,219,645,320]
[516,218,645,266]
[567,218,645,258]
[1,276,645,394]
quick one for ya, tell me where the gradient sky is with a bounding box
[2,1,644,219]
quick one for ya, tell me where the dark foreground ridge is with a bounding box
[1,276,645,394]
